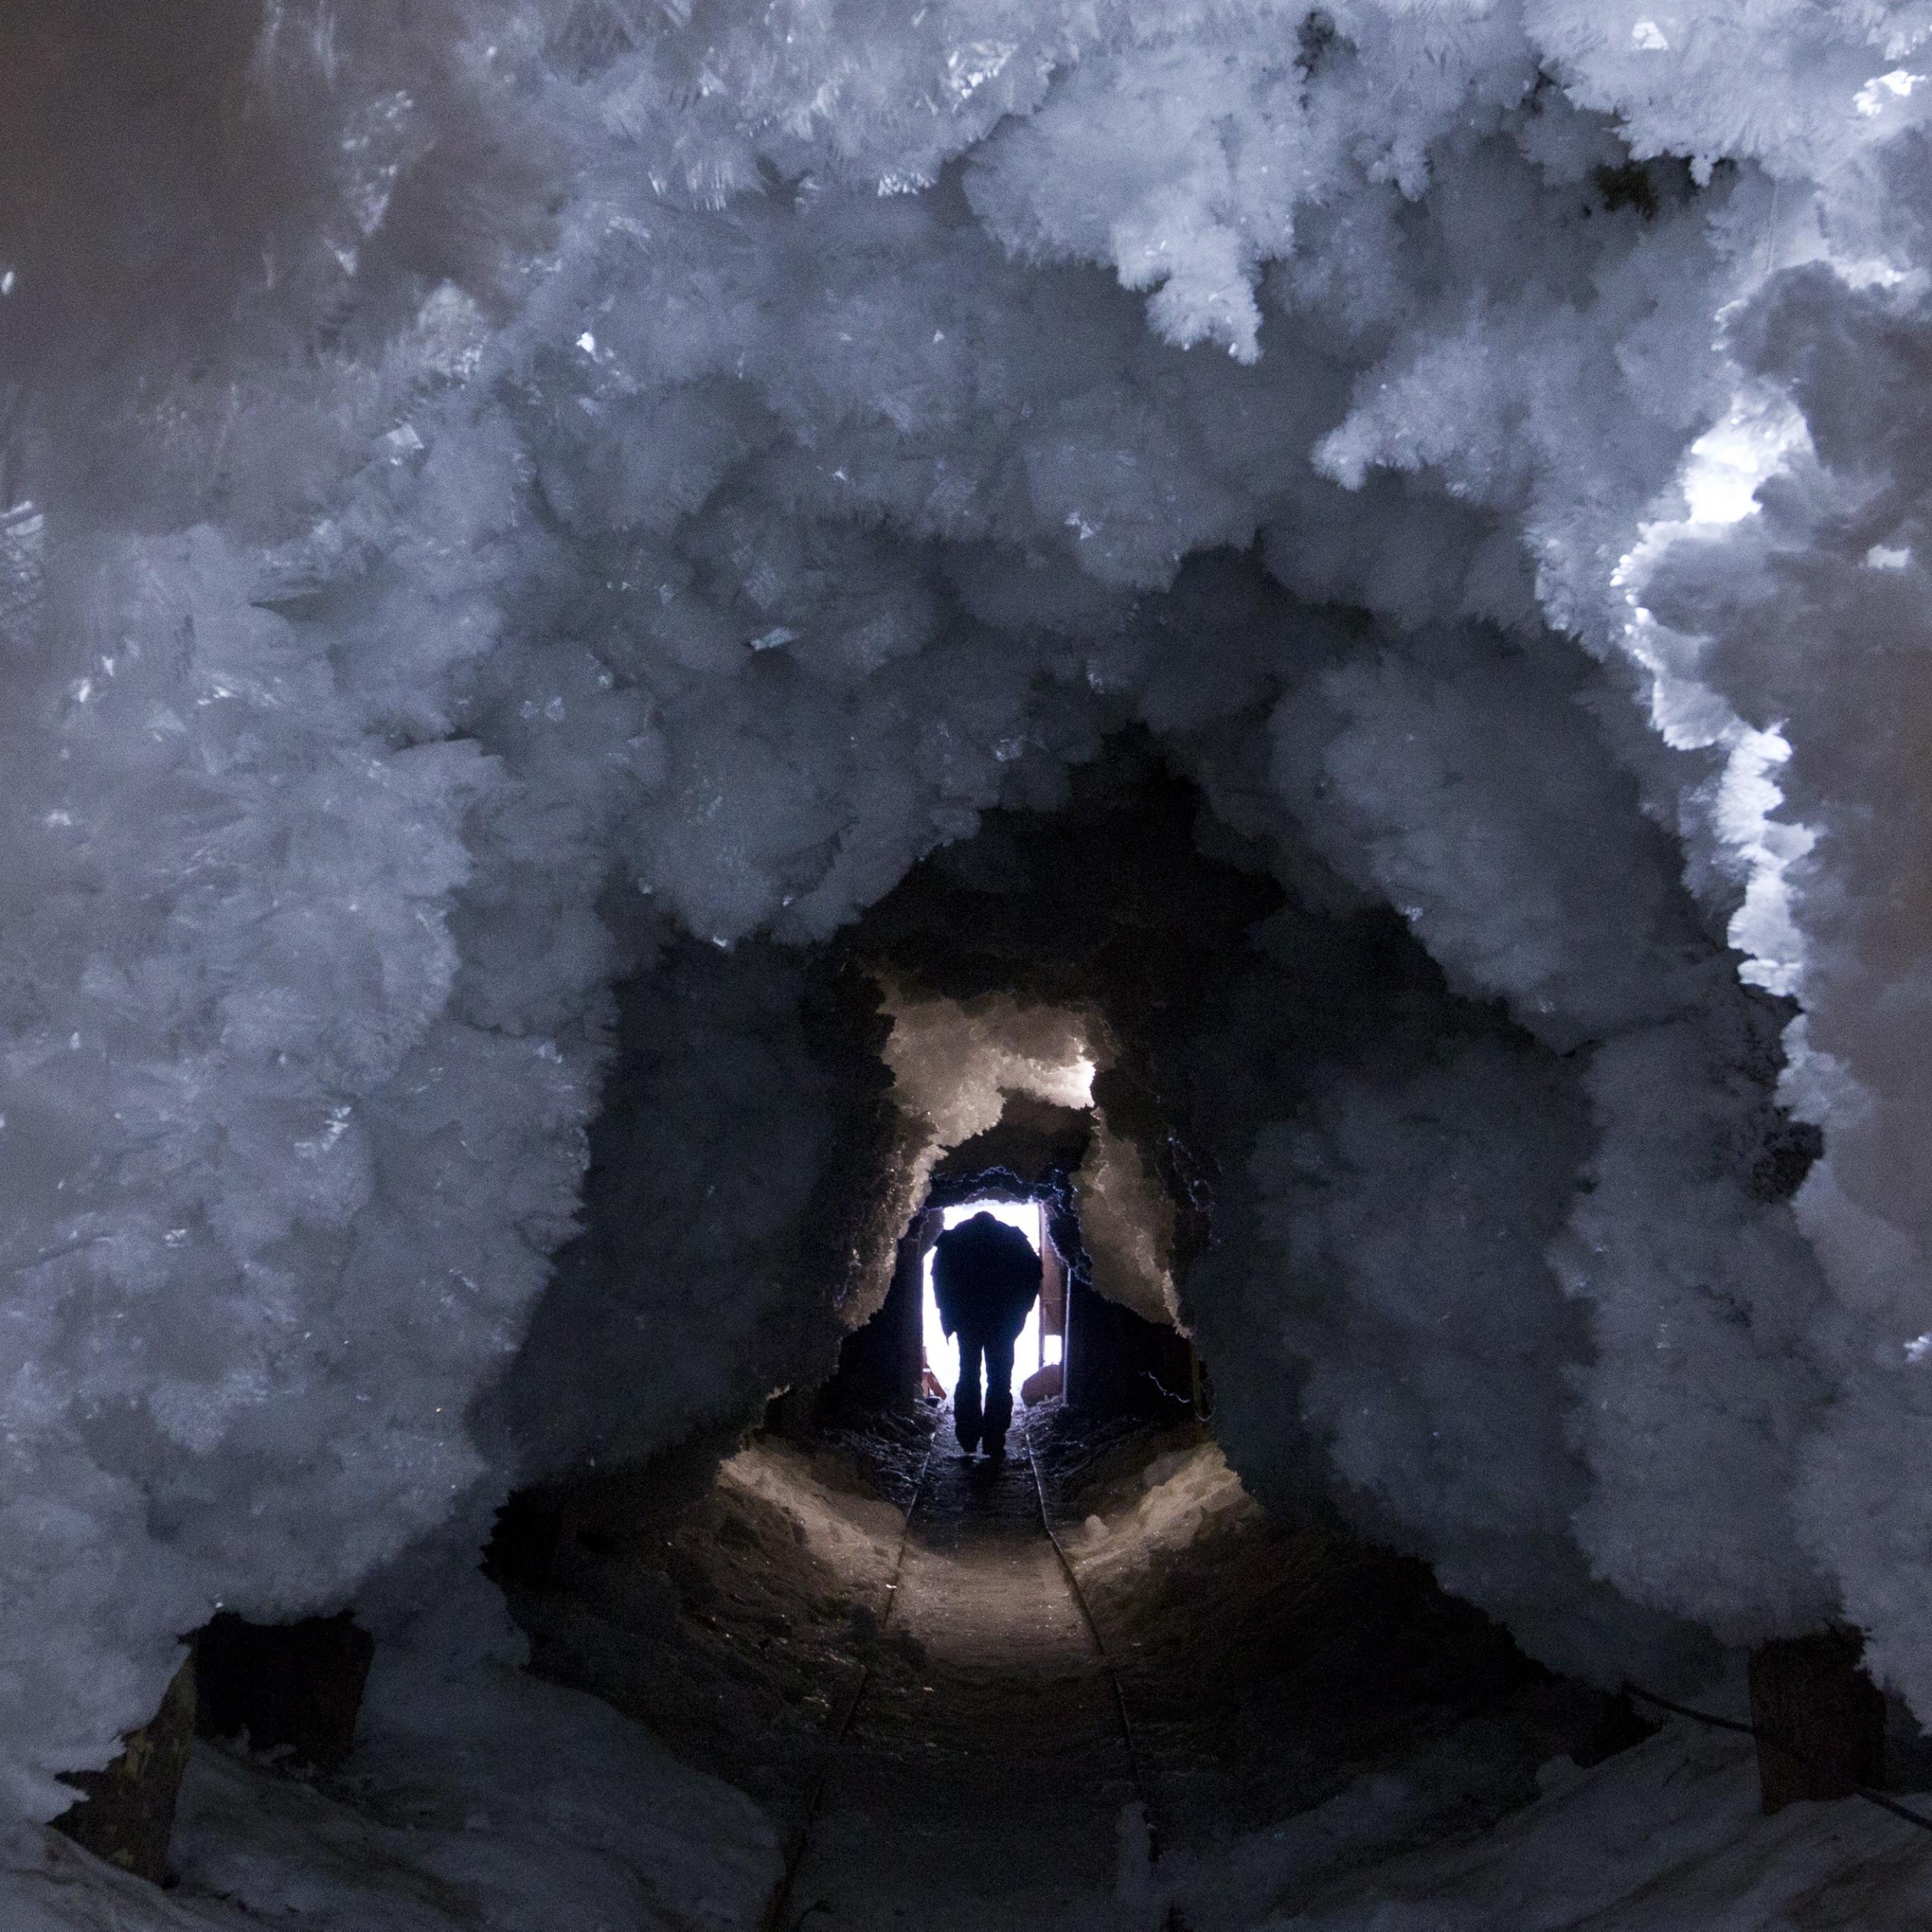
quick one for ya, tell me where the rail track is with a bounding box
[759,1407,1182,1931]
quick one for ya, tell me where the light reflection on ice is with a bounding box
[1678,403,1806,527]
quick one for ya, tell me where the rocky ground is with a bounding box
[489,1413,925,1836]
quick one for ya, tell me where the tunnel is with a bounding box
[461,736,1682,1927]
[13,7,1932,1929]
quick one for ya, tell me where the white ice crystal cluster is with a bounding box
[8,0,1932,1824]
[881,991,1177,1329]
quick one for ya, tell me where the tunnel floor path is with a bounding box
[781,1407,1152,1931]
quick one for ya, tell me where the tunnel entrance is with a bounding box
[918,1198,1056,1406]
[473,728,1679,1925]
[822,1179,1190,1430]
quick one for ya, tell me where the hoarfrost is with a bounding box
[7,0,1932,1841]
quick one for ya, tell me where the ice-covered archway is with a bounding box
[11,2,1932,1876]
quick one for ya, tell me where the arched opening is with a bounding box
[451,737,1692,1923]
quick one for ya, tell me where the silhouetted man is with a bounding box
[932,1210,1040,1459]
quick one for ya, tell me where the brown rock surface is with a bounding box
[53,1653,197,1884]
[1749,1627,1886,1813]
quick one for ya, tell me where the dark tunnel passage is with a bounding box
[458,736,1678,1924]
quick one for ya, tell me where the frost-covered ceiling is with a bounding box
[8,0,1932,1826]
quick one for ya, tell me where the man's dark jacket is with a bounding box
[933,1213,1039,1342]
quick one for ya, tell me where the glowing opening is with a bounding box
[921,1199,1057,1403]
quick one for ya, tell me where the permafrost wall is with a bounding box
[7,0,1932,1822]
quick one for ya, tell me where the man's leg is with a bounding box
[953,1334,985,1453]
[982,1332,1017,1455]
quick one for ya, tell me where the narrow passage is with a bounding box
[782,1409,1152,1930]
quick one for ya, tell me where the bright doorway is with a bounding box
[921,1199,1062,1401]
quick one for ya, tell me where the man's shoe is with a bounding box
[984,1434,1006,1461]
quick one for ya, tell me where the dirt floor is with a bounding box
[493,1397,1652,1928]
[782,1410,1149,1931]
